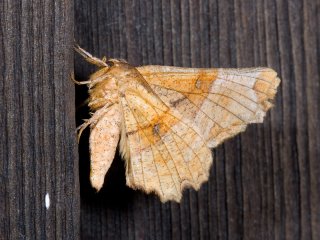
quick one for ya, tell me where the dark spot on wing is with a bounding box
[169,96,187,107]
[153,124,160,135]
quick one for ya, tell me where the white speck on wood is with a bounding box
[45,193,50,209]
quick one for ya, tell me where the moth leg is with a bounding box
[87,95,118,109]
[74,44,109,68]
[76,119,91,142]
[70,72,92,85]
[76,102,115,142]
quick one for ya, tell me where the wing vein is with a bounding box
[201,92,256,114]
[152,83,254,123]
[145,70,275,85]
[149,104,208,173]
[219,71,275,84]
[181,91,246,124]
[123,96,178,195]
[122,98,147,190]
[150,76,268,96]
[152,82,265,104]
[161,121,207,174]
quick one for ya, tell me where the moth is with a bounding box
[74,45,280,202]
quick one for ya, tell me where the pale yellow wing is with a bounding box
[137,66,280,147]
[119,84,212,202]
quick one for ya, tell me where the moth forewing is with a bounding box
[138,66,280,148]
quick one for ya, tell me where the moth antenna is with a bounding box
[74,44,109,68]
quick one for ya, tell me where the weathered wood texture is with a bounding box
[74,0,320,240]
[0,1,80,239]
[74,0,320,239]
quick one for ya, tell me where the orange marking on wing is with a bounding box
[129,109,180,146]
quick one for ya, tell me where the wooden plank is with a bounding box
[74,0,320,239]
[0,0,80,239]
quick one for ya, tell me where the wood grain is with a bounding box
[5,0,319,239]
[0,0,80,239]
[83,0,319,239]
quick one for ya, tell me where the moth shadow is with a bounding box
[79,138,134,208]
[75,71,135,208]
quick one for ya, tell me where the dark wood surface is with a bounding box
[1,0,319,239]
[75,0,320,239]
[0,0,80,239]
